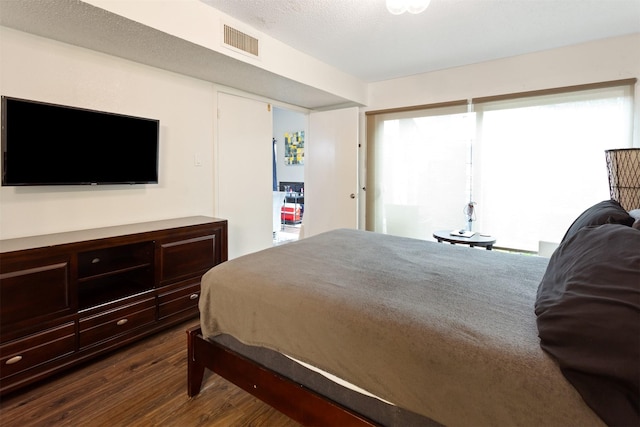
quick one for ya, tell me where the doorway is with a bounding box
[272,107,306,245]
[216,93,358,259]
[217,92,273,260]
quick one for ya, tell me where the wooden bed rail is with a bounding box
[186,326,379,427]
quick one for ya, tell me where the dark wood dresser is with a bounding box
[0,216,227,395]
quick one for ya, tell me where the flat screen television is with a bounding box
[1,96,159,186]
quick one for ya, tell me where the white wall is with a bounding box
[366,34,640,145]
[85,0,367,106]
[273,107,305,186]
[357,34,640,229]
[2,24,638,241]
[0,27,216,239]
[225,36,640,234]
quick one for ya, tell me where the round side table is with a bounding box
[433,230,496,250]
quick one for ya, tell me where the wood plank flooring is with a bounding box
[0,320,301,427]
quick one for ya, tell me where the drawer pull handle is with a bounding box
[116,318,128,326]
[92,258,101,264]
[6,355,23,365]
[189,294,199,300]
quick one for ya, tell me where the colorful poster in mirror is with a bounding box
[284,131,304,165]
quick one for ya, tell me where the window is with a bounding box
[367,102,471,240]
[366,80,635,251]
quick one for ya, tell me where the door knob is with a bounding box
[350,193,355,199]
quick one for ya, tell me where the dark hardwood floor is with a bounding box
[0,320,301,427]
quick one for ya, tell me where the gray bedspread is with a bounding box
[199,229,603,426]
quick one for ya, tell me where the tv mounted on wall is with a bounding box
[1,96,159,186]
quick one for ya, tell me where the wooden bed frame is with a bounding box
[186,326,378,427]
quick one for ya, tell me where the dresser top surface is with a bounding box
[0,216,225,254]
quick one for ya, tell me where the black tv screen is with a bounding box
[1,96,159,186]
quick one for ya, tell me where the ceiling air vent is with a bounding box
[223,24,259,57]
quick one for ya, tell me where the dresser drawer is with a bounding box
[158,234,215,285]
[79,298,156,349]
[0,322,75,380]
[0,257,72,336]
[158,280,200,320]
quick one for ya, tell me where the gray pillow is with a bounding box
[535,224,640,426]
[561,199,634,243]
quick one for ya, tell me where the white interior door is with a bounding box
[216,92,273,259]
[304,107,359,237]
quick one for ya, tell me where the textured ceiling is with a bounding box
[201,0,640,82]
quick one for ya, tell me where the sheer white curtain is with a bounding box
[367,82,635,251]
[474,85,634,251]
[368,105,472,240]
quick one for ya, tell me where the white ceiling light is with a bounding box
[386,0,431,15]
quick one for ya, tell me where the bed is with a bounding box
[188,200,639,426]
